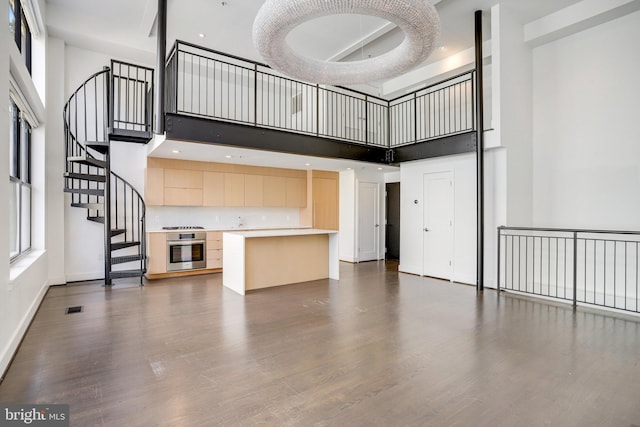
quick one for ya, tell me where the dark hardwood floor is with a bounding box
[1,261,640,426]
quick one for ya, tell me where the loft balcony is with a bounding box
[163,41,478,164]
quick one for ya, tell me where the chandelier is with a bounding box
[252,0,441,85]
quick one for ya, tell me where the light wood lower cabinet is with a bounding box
[148,233,167,274]
[206,231,223,269]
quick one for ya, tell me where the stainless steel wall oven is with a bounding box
[166,231,206,271]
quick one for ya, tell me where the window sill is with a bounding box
[9,249,46,284]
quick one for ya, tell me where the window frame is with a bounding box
[8,0,32,74]
[9,98,32,263]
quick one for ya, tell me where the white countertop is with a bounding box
[148,226,312,233]
[224,228,338,238]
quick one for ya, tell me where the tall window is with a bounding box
[8,0,32,73]
[9,99,32,261]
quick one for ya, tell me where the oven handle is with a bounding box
[167,240,206,245]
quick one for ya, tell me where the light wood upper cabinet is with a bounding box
[203,172,225,206]
[146,168,164,206]
[147,233,167,274]
[164,188,203,206]
[224,173,245,207]
[244,175,264,207]
[163,168,204,206]
[164,169,203,189]
[263,176,287,207]
[312,174,339,230]
[286,177,307,208]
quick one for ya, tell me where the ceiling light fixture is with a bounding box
[199,33,206,38]
[305,163,312,166]
[225,155,232,158]
[172,150,181,154]
[252,0,440,85]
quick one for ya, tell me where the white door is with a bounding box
[358,182,379,261]
[423,172,454,279]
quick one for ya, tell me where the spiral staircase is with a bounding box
[63,61,154,286]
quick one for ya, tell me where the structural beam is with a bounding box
[475,10,485,291]
[154,0,167,134]
[165,114,389,164]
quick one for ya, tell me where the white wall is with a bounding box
[339,169,387,263]
[1,0,51,379]
[399,153,478,285]
[491,4,533,227]
[532,10,640,230]
[146,206,300,231]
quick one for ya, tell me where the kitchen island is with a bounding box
[223,229,339,295]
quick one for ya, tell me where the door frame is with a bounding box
[422,171,455,280]
[356,181,381,262]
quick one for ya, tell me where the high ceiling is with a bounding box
[46,0,583,170]
[47,0,583,81]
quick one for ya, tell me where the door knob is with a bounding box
[424,228,429,232]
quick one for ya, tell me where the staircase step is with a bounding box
[111,254,145,265]
[110,129,153,144]
[68,156,107,169]
[71,202,103,210]
[111,241,141,251]
[110,228,127,238]
[109,269,145,279]
[64,187,104,197]
[87,216,105,224]
[86,141,110,154]
[65,172,106,182]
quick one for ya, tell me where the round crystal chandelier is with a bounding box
[252,0,441,85]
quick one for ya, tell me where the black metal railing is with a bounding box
[498,226,640,314]
[111,60,154,135]
[389,72,475,147]
[64,64,148,284]
[165,40,475,149]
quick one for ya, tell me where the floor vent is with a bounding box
[65,306,83,315]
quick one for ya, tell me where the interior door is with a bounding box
[358,182,379,262]
[385,182,400,260]
[423,172,453,279]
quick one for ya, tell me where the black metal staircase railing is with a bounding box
[165,40,476,149]
[64,62,152,286]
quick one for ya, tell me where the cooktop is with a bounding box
[161,226,205,230]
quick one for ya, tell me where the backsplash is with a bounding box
[147,206,301,231]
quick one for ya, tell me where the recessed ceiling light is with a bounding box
[225,155,232,159]
[305,163,311,166]
[377,167,383,170]
[199,33,206,38]
[172,150,180,154]
[347,167,352,170]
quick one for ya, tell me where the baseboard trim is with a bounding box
[0,280,50,383]
[65,271,103,283]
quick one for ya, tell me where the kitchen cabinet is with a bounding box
[244,175,264,207]
[224,173,245,206]
[263,176,286,207]
[164,169,203,206]
[145,167,164,206]
[148,233,167,274]
[203,172,224,206]
[206,231,223,269]
[286,177,307,208]
[146,158,308,209]
[312,171,339,230]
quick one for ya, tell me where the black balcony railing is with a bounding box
[111,60,154,136]
[498,226,640,314]
[165,41,475,149]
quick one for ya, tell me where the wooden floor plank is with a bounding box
[1,261,640,426]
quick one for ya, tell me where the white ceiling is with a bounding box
[46,0,582,170]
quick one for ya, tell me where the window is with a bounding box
[9,99,32,261]
[8,0,32,74]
